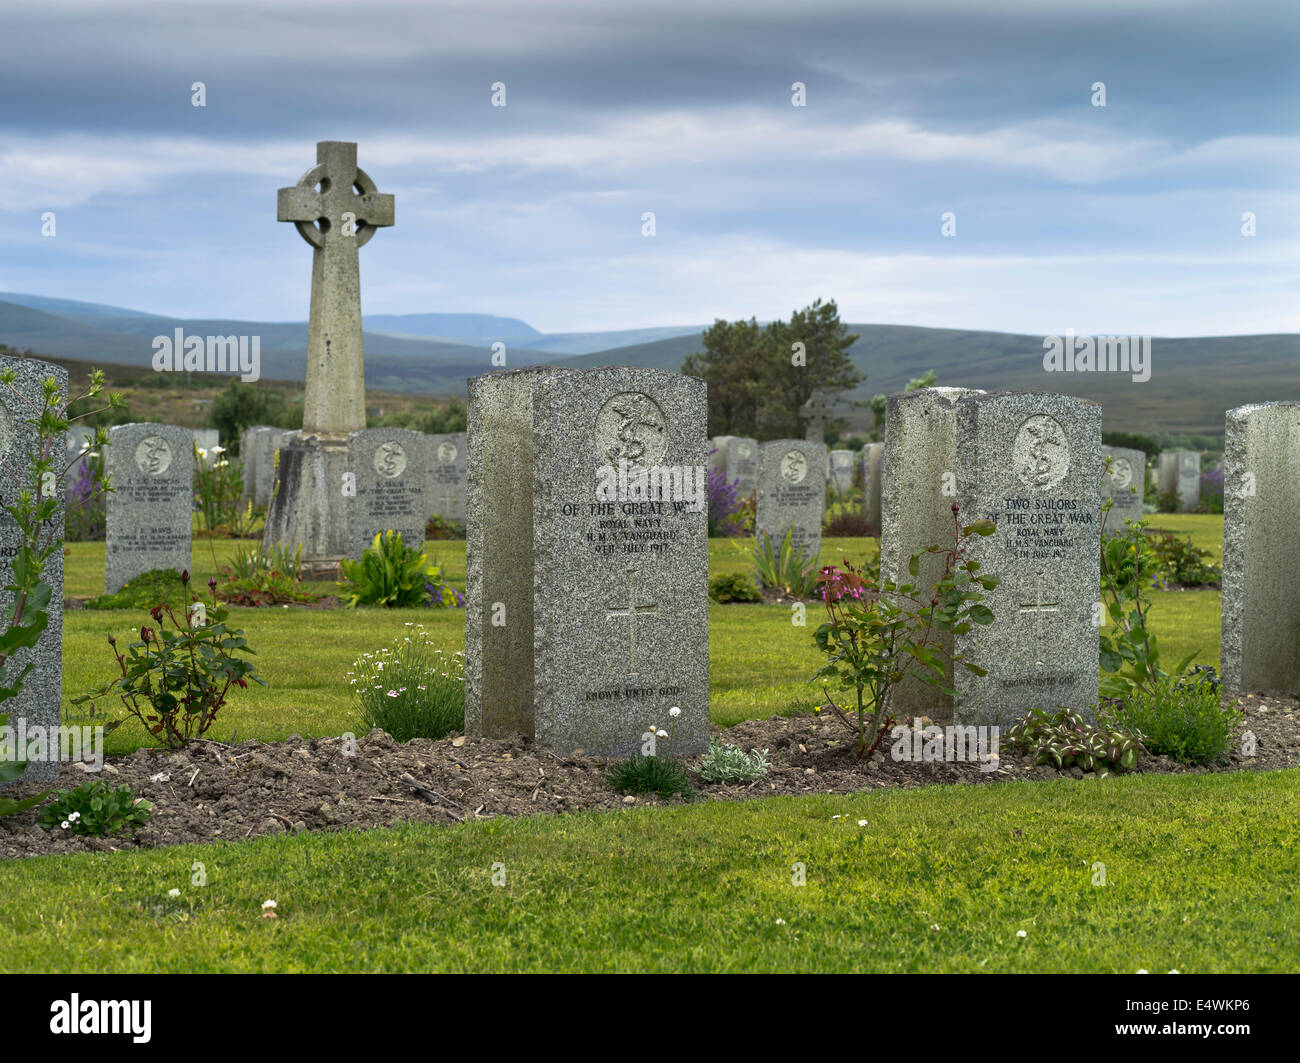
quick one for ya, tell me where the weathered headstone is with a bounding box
[428,432,467,523]
[105,424,194,593]
[264,140,394,565]
[1100,444,1145,534]
[799,390,832,443]
[828,449,855,495]
[240,424,272,503]
[1221,402,1300,691]
[861,442,883,532]
[534,369,709,756]
[466,367,709,757]
[953,392,1101,728]
[1158,450,1200,511]
[192,428,220,464]
[710,436,759,498]
[755,440,827,565]
[348,428,433,559]
[880,387,984,720]
[256,429,297,507]
[0,356,66,783]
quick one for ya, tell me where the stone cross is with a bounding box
[799,390,833,443]
[278,141,394,435]
[1018,570,1060,668]
[607,566,659,676]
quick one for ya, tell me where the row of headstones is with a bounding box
[239,424,467,525]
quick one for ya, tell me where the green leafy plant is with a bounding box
[1,366,119,807]
[751,528,821,598]
[813,504,999,757]
[1144,529,1222,588]
[350,623,465,741]
[193,444,254,538]
[74,570,265,747]
[696,740,769,784]
[216,543,324,606]
[708,572,762,603]
[341,530,439,608]
[1005,706,1145,775]
[85,568,189,611]
[1098,520,1195,702]
[1100,668,1241,765]
[37,780,152,836]
[424,514,465,541]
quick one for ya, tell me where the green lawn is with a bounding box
[60,528,1223,749]
[1,770,1294,972]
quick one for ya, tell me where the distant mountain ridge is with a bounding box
[0,292,1295,435]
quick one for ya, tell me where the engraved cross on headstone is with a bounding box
[1018,569,1060,668]
[606,566,658,676]
[799,390,832,443]
[278,141,394,436]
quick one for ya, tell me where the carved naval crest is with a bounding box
[595,392,668,470]
[374,440,407,478]
[1108,456,1133,489]
[135,435,173,476]
[780,449,809,484]
[1014,415,1069,490]
[437,440,459,464]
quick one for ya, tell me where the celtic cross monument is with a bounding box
[262,141,395,568]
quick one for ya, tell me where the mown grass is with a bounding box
[0,770,1294,973]
[60,525,1223,748]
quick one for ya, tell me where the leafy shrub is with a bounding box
[1144,529,1221,587]
[341,531,448,608]
[1099,523,1196,701]
[608,756,694,797]
[193,445,255,538]
[424,514,465,541]
[1197,466,1224,514]
[350,624,465,741]
[696,740,769,784]
[752,529,821,598]
[85,568,189,611]
[824,511,873,537]
[64,453,107,542]
[75,571,265,747]
[1005,707,1144,774]
[708,572,761,603]
[1101,669,1242,765]
[38,781,152,836]
[706,461,749,537]
[813,506,998,756]
[218,543,324,606]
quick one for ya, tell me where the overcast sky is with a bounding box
[0,0,1295,336]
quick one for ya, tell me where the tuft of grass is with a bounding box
[608,756,695,798]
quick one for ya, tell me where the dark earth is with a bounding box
[2,691,1295,860]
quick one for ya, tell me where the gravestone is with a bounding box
[1100,444,1145,534]
[755,440,827,564]
[828,449,855,495]
[256,429,297,506]
[192,428,220,464]
[953,391,1101,728]
[1221,402,1300,691]
[348,428,434,559]
[105,424,194,593]
[534,369,709,755]
[240,424,272,503]
[0,356,66,783]
[428,432,467,523]
[880,386,984,720]
[1158,450,1200,511]
[710,436,759,497]
[861,442,883,531]
[264,140,394,566]
[799,390,832,443]
[466,367,710,757]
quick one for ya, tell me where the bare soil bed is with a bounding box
[2,691,1295,860]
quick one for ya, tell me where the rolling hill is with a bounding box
[1,292,1295,436]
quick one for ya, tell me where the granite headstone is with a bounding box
[105,423,194,593]
[1100,444,1145,535]
[755,440,827,565]
[347,428,433,558]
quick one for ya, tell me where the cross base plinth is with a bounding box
[261,432,353,567]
